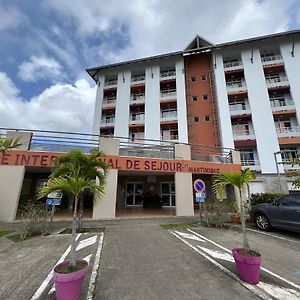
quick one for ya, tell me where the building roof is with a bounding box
[86,28,300,81]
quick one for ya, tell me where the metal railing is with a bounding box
[226,81,246,88]
[104,79,118,86]
[102,97,116,106]
[161,89,176,98]
[223,61,243,69]
[131,75,145,82]
[276,126,300,137]
[266,76,288,84]
[229,103,250,112]
[160,70,176,78]
[261,54,283,63]
[130,93,145,102]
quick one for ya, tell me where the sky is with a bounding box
[0,0,300,134]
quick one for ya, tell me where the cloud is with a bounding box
[18,56,64,83]
[0,5,27,31]
[0,72,96,133]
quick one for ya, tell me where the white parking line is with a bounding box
[76,235,97,251]
[188,229,300,291]
[245,227,300,245]
[174,231,206,242]
[30,233,82,300]
[171,231,271,300]
[86,232,104,300]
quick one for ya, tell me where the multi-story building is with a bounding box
[87,29,300,194]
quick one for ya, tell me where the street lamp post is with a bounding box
[274,151,283,193]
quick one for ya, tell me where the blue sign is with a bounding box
[194,179,206,193]
[46,198,62,206]
[195,192,206,203]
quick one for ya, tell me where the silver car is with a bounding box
[250,194,300,233]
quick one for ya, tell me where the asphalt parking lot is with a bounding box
[0,218,299,299]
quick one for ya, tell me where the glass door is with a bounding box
[126,182,143,206]
[161,182,175,207]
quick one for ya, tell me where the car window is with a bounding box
[279,195,300,206]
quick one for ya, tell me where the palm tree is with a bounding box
[0,137,21,152]
[38,149,108,269]
[50,149,108,230]
[212,168,255,251]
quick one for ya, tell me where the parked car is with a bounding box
[250,194,300,233]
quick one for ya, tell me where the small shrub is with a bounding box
[201,200,229,228]
[20,201,48,240]
[250,193,285,206]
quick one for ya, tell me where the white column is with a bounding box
[176,59,188,143]
[114,71,131,138]
[280,41,300,125]
[92,75,105,135]
[145,65,161,140]
[214,53,235,149]
[241,49,282,173]
[175,144,194,216]
[92,138,119,219]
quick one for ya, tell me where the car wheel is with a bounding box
[255,213,271,231]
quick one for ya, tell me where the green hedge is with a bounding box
[250,193,285,206]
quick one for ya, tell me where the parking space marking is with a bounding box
[245,227,300,245]
[257,282,300,299]
[188,229,300,291]
[31,233,82,300]
[171,230,271,300]
[174,231,206,242]
[197,246,234,262]
[76,235,97,251]
[86,232,104,300]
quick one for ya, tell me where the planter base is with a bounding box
[54,259,88,300]
[232,248,261,284]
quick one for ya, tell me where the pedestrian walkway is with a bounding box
[95,223,258,300]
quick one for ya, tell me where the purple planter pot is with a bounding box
[232,248,261,284]
[54,259,88,300]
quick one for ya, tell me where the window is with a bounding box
[202,95,208,101]
[201,75,207,81]
[191,76,196,81]
[194,116,199,122]
[192,96,198,101]
[205,115,211,122]
[279,195,300,206]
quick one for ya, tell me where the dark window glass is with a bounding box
[202,95,208,101]
[201,75,207,80]
[280,195,300,206]
[194,117,199,122]
[192,96,198,101]
[191,76,196,81]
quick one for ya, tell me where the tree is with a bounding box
[38,149,108,269]
[212,168,256,251]
[0,137,21,153]
[50,149,108,230]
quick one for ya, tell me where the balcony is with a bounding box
[160,70,176,80]
[232,129,255,140]
[276,126,300,138]
[229,103,251,116]
[266,76,289,89]
[261,54,283,66]
[130,93,145,105]
[161,134,178,142]
[226,80,247,94]
[129,114,145,125]
[223,61,243,72]
[104,79,118,89]
[241,160,261,171]
[161,89,177,101]
[131,75,145,84]
[100,118,115,128]
[160,111,178,123]
[270,98,295,112]
[102,97,116,108]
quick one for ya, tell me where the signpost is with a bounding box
[46,191,63,232]
[194,179,206,224]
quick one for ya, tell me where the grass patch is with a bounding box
[160,223,193,230]
[59,227,104,234]
[0,230,14,237]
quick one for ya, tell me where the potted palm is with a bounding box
[212,168,261,284]
[38,149,108,300]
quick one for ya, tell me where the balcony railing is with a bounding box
[223,61,243,70]
[161,112,178,122]
[130,93,145,103]
[270,99,294,111]
[232,128,255,140]
[131,75,145,83]
[161,134,178,141]
[261,54,283,65]
[226,81,247,93]
[104,79,118,87]
[160,70,176,78]
[161,89,177,99]
[229,103,251,115]
[266,76,289,88]
[129,114,145,124]
[241,160,261,171]
[276,126,300,137]
[102,97,116,107]
[100,119,115,128]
